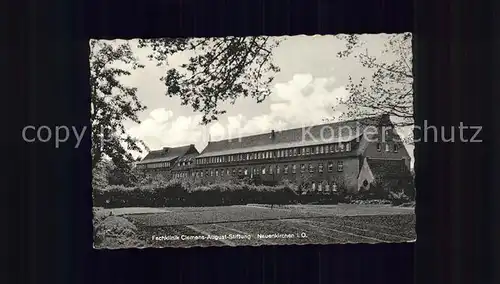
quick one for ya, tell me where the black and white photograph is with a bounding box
[91,33,416,249]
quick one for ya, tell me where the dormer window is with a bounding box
[385,143,390,152]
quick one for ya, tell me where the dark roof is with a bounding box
[197,114,390,158]
[137,144,198,164]
[367,158,412,179]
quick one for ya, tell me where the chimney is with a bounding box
[270,130,276,140]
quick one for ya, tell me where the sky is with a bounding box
[101,34,414,167]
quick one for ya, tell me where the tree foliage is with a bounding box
[90,40,147,172]
[335,33,413,128]
[138,37,281,124]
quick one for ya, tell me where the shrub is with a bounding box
[389,191,412,206]
[94,215,145,248]
[94,179,302,208]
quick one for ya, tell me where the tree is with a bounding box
[334,33,413,141]
[138,37,281,124]
[90,39,147,173]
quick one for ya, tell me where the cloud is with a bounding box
[127,108,208,154]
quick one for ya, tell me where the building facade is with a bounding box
[135,144,199,179]
[137,114,413,194]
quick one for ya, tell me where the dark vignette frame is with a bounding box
[10,0,498,283]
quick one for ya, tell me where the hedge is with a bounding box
[93,180,341,208]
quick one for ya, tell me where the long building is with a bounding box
[136,114,414,194]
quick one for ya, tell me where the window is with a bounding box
[309,163,314,172]
[221,169,224,176]
[262,167,266,175]
[318,163,324,173]
[330,145,335,152]
[332,183,338,192]
[227,169,230,175]
[244,168,248,176]
[232,169,236,175]
[334,144,339,152]
[306,148,310,155]
[377,143,382,152]
[325,183,330,192]
[302,148,306,155]
[292,164,297,173]
[320,146,324,154]
[277,151,281,158]
[337,161,344,172]
[284,150,288,157]
[238,168,242,175]
[277,165,280,174]
[327,161,334,172]
[394,144,399,152]
[315,146,320,154]
[318,183,322,192]
[210,170,214,176]
[346,142,351,151]
[300,164,305,173]
[293,148,298,156]
[284,165,289,174]
[385,143,390,152]
[340,143,345,152]
[312,182,316,191]
[269,166,274,174]
[289,149,293,156]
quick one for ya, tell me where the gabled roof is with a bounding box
[367,158,412,179]
[197,114,390,158]
[137,144,198,164]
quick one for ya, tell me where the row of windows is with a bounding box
[307,182,338,192]
[185,161,344,178]
[139,159,194,169]
[137,161,172,169]
[174,172,189,178]
[377,143,399,153]
[197,143,352,165]
[178,161,193,167]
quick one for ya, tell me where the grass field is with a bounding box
[101,204,415,248]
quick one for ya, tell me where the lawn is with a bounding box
[103,204,416,248]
